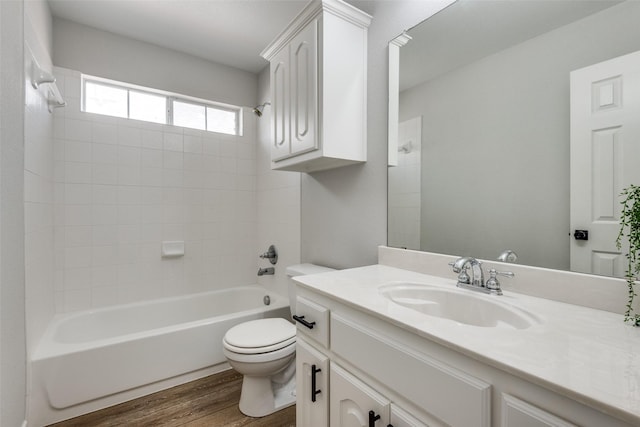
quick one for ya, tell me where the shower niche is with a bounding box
[261,0,371,173]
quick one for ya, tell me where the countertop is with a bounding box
[293,264,640,425]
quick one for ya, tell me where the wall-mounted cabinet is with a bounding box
[261,0,371,173]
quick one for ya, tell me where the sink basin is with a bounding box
[379,282,540,330]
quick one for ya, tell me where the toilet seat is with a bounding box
[223,318,295,355]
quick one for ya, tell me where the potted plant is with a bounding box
[616,184,640,326]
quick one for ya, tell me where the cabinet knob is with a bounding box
[369,410,381,427]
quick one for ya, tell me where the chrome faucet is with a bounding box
[449,257,513,295]
[257,267,275,276]
[451,257,485,287]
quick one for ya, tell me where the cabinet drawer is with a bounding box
[331,313,491,427]
[293,296,329,347]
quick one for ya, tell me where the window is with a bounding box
[81,75,242,135]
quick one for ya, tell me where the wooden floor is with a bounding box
[48,370,296,427]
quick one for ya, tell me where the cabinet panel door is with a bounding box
[390,403,444,427]
[271,46,290,161]
[296,339,329,427]
[502,394,577,427]
[330,363,390,427]
[290,19,318,156]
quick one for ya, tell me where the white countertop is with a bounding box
[294,264,640,425]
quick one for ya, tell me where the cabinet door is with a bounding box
[502,394,577,427]
[289,19,318,156]
[296,339,329,427]
[270,45,290,161]
[390,403,443,427]
[330,363,390,427]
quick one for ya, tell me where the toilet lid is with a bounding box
[224,318,295,350]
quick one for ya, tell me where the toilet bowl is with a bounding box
[222,263,335,417]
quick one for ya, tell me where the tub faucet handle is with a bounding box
[259,245,278,265]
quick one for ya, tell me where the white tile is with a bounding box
[92,164,118,185]
[65,205,93,226]
[66,118,92,141]
[141,168,163,187]
[64,267,92,290]
[64,246,92,269]
[64,289,92,312]
[92,143,117,164]
[141,205,164,224]
[163,151,183,169]
[183,153,204,171]
[92,122,118,144]
[91,286,119,308]
[117,146,141,167]
[65,226,92,247]
[65,183,92,204]
[92,225,119,246]
[91,265,118,287]
[141,129,163,149]
[92,204,118,225]
[117,185,142,205]
[140,223,163,242]
[92,245,119,267]
[65,162,92,184]
[118,126,142,147]
[162,169,183,188]
[92,184,117,204]
[141,148,163,168]
[117,205,142,225]
[163,132,183,151]
[117,166,141,185]
[184,135,203,153]
[141,187,164,205]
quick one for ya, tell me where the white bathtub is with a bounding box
[30,286,289,425]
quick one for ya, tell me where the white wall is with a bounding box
[0,0,27,424]
[24,0,56,367]
[53,18,258,108]
[399,1,640,271]
[255,67,301,299]
[300,1,453,269]
[52,66,260,312]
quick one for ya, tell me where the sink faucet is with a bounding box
[451,257,485,287]
[450,257,513,295]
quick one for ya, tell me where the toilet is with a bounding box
[222,263,335,417]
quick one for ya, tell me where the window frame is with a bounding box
[81,74,242,136]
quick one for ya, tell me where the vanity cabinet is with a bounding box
[261,0,371,173]
[293,283,636,427]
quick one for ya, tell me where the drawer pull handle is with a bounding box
[311,364,322,402]
[293,315,316,329]
[369,410,381,427]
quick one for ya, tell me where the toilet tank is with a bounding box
[285,264,335,318]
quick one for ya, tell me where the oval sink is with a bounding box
[379,282,540,330]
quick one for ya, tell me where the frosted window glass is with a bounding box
[173,101,205,130]
[130,91,166,124]
[207,107,237,135]
[84,82,127,118]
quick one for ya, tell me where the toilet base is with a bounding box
[238,371,296,417]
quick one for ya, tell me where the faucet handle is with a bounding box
[485,269,514,293]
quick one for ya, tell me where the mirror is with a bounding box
[388,0,640,276]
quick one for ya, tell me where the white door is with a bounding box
[296,339,329,427]
[390,403,440,427]
[570,50,640,276]
[330,363,390,427]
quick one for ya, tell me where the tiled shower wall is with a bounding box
[53,67,258,313]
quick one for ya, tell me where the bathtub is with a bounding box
[30,286,289,425]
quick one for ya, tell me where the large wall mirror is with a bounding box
[388,0,640,277]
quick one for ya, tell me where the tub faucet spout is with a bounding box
[257,267,274,276]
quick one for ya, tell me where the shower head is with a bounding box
[252,102,271,117]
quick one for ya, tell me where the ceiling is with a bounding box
[47,0,310,74]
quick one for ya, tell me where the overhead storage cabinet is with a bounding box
[261,0,371,172]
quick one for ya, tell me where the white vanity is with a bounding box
[292,246,640,427]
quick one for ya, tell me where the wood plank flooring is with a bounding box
[48,370,296,427]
